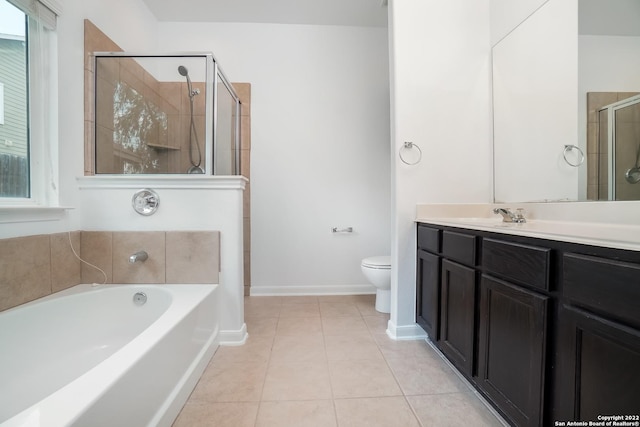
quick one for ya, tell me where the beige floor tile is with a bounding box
[362,316,389,334]
[317,294,372,303]
[373,334,434,359]
[322,316,369,335]
[276,316,323,336]
[262,361,332,401]
[329,359,402,398]
[246,317,279,337]
[280,296,319,304]
[334,396,420,427]
[279,303,320,317]
[355,301,387,316]
[324,333,383,361]
[189,360,268,402]
[407,392,504,426]
[386,356,469,396]
[213,335,274,363]
[172,401,259,427]
[319,302,361,317]
[270,333,327,363]
[255,400,337,427]
[244,302,282,318]
[245,296,283,305]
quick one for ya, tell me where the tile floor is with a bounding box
[173,295,505,427]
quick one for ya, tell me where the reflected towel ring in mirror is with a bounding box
[562,145,584,167]
[399,141,422,165]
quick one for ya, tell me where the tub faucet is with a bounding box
[493,208,526,223]
[129,251,148,264]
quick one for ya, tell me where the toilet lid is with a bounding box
[362,256,391,269]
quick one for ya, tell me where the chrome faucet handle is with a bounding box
[493,207,526,223]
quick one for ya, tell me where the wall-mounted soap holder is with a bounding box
[132,189,160,216]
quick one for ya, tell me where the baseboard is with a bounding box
[219,323,248,346]
[249,284,376,296]
[386,319,428,340]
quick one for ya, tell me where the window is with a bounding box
[0,0,59,203]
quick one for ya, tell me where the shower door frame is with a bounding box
[598,93,640,200]
[92,52,241,175]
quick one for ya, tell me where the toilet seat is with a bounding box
[362,256,391,269]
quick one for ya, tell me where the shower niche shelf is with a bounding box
[146,143,180,151]
[92,52,241,176]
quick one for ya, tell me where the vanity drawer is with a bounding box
[418,225,440,253]
[563,253,640,328]
[482,239,551,291]
[442,231,477,266]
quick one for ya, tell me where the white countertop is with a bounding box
[415,203,640,252]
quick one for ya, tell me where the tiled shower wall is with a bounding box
[0,231,220,312]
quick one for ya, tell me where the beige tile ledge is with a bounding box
[416,202,640,252]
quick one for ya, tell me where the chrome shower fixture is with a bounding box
[177,65,200,98]
[178,65,203,172]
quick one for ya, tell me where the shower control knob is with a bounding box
[132,189,160,216]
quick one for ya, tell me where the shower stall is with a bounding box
[596,94,640,201]
[93,53,240,175]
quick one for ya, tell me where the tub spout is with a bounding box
[129,251,148,264]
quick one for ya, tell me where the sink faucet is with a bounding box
[129,251,148,264]
[493,208,526,223]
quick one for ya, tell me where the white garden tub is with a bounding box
[0,284,219,427]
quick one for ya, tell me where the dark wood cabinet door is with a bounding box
[416,249,440,341]
[477,275,548,427]
[439,259,476,377]
[556,306,640,422]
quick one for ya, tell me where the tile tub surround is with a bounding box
[0,232,81,312]
[0,230,220,312]
[172,295,505,427]
[416,202,640,251]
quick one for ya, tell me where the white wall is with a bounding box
[157,22,391,295]
[388,0,493,338]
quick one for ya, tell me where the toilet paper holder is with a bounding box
[331,227,353,233]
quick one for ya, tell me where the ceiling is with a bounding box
[141,0,388,27]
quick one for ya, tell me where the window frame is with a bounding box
[0,0,62,217]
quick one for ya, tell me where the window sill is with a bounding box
[0,206,74,223]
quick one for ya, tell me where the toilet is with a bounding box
[361,256,391,313]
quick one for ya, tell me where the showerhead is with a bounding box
[177,65,189,77]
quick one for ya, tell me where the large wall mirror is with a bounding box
[492,0,640,203]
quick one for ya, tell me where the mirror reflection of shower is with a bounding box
[178,65,204,174]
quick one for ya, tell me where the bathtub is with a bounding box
[0,283,219,427]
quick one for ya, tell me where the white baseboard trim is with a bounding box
[249,284,376,296]
[386,319,428,340]
[219,323,248,346]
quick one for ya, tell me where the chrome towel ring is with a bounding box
[563,144,584,167]
[399,141,422,165]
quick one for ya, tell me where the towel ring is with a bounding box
[563,144,584,167]
[399,141,422,165]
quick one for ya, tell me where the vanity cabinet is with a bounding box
[477,275,548,427]
[416,221,640,427]
[416,225,441,340]
[438,232,477,378]
[555,252,640,421]
[477,239,550,427]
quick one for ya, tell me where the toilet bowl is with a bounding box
[361,256,391,313]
